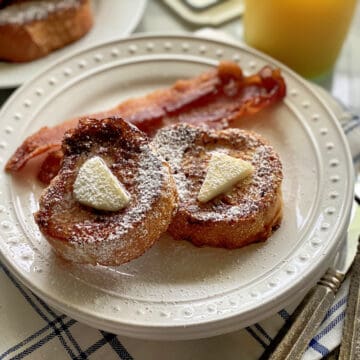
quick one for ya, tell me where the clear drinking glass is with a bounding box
[244,0,357,78]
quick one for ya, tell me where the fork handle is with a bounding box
[261,269,344,360]
[339,242,360,360]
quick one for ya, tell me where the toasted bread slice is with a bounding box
[34,117,178,265]
[0,0,93,62]
[153,124,283,249]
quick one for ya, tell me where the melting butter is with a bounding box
[73,156,130,211]
[198,153,253,203]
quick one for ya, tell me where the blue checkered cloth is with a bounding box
[0,113,359,360]
[0,260,352,360]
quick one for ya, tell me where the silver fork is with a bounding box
[355,171,360,204]
[338,170,360,359]
[260,170,360,360]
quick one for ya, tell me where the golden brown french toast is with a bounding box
[34,117,178,265]
[0,0,93,62]
[152,124,283,249]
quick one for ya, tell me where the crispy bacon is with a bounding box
[37,149,64,184]
[5,61,286,180]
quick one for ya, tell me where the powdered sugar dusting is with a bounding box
[0,0,82,25]
[195,144,281,221]
[70,145,165,246]
[153,124,197,200]
[153,124,282,221]
[35,117,178,265]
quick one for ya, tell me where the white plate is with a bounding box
[0,35,354,340]
[0,0,147,88]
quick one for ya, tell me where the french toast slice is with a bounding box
[0,0,93,62]
[34,117,178,265]
[152,124,283,249]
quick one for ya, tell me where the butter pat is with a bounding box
[73,156,131,211]
[198,153,253,203]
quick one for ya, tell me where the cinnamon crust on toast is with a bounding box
[0,0,93,62]
[153,124,283,249]
[34,117,178,265]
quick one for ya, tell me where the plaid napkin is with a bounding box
[0,96,359,359]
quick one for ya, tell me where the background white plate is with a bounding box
[0,35,354,340]
[0,0,147,88]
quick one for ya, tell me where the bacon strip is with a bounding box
[5,61,286,176]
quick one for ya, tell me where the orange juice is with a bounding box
[244,0,357,78]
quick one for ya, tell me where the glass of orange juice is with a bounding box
[244,0,357,78]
